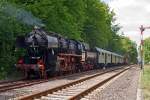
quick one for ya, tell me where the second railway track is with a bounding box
[0,79,49,93]
[18,66,132,100]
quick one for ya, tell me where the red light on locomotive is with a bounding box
[18,58,24,64]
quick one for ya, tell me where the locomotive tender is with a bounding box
[15,26,125,78]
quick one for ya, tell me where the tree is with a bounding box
[0,0,138,79]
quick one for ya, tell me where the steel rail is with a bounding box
[0,79,48,93]
[69,68,129,100]
[0,68,103,93]
[18,66,130,100]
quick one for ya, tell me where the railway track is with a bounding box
[0,66,125,94]
[0,69,100,93]
[18,66,131,100]
[0,71,91,93]
[0,79,49,93]
[0,78,26,84]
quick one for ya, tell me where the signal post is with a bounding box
[139,25,150,69]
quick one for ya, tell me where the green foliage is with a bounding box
[0,0,137,79]
[141,65,150,99]
[144,37,150,64]
[118,36,137,63]
[0,12,29,79]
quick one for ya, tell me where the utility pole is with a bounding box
[139,25,150,69]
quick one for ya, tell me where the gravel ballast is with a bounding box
[85,65,141,100]
[0,68,112,100]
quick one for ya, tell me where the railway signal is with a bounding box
[139,25,150,69]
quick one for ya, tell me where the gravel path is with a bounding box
[84,65,140,100]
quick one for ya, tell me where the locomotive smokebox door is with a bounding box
[16,36,26,48]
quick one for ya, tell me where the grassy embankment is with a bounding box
[141,65,150,100]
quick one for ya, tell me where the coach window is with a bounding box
[102,53,104,57]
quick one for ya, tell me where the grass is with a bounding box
[141,65,150,100]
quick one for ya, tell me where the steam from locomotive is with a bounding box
[15,26,125,79]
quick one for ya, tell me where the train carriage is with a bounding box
[85,51,97,70]
[115,55,119,65]
[105,51,112,66]
[111,53,116,65]
[118,55,124,65]
[95,47,106,68]
[112,53,123,65]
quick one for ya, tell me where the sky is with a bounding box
[102,0,150,45]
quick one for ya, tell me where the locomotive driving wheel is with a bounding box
[38,59,47,79]
[25,70,31,79]
[39,69,47,79]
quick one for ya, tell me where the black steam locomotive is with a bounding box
[15,26,125,78]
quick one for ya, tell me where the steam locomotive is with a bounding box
[15,26,125,78]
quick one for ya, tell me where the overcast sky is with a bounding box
[102,0,150,45]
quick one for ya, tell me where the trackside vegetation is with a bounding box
[0,0,137,79]
[141,65,150,100]
[144,37,150,64]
